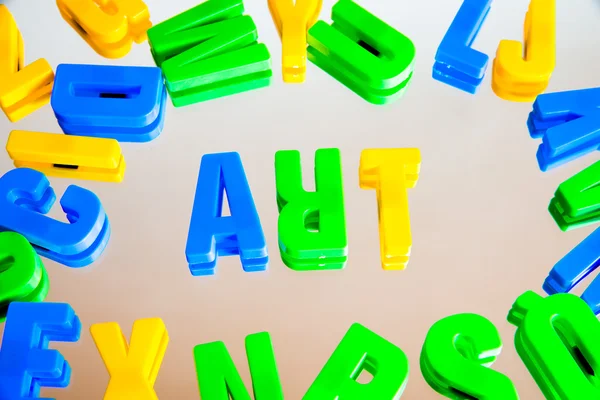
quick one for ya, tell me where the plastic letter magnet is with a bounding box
[548,160,600,231]
[194,332,284,400]
[508,291,600,399]
[267,0,323,83]
[421,313,519,399]
[91,318,168,399]
[186,152,268,276]
[528,87,600,171]
[51,64,166,142]
[543,226,600,315]
[492,0,555,102]
[359,149,421,270]
[0,302,81,399]
[147,0,272,107]
[56,0,152,59]
[0,232,49,322]
[304,323,409,399]
[433,0,492,94]
[7,130,126,183]
[0,168,111,267]
[0,5,54,122]
[307,0,415,105]
[275,148,348,271]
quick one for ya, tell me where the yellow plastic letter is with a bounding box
[359,148,421,270]
[268,0,322,83]
[7,130,126,183]
[91,318,169,400]
[492,0,555,102]
[0,5,53,122]
[56,0,152,59]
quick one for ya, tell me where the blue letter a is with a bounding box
[186,152,268,276]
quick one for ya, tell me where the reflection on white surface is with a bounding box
[0,0,598,399]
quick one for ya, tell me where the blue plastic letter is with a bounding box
[51,64,166,142]
[433,0,492,93]
[0,168,110,267]
[185,152,268,276]
[0,302,81,399]
[543,226,600,314]
[528,87,600,171]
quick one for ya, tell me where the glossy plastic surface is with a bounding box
[359,148,421,270]
[549,160,600,231]
[528,87,600,171]
[508,291,600,399]
[91,318,168,400]
[304,323,409,399]
[0,168,110,267]
[147,0,272,107]
[492,0,555,102]
[7,130,126,182]
[267,0,322,83]
[0,302,81,399]
[307,0,415,105]
[0,232,48,323]
[275,148,347,271]
[421,313,519,399]
[185,152,268,276]
[56,0,152,58]
[433,0,492,94]
[51,64,166,142]
[0,5,53,122]
[543,226,600,314]
[194,332,283,400]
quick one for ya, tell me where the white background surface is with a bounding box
[1,0,599,398]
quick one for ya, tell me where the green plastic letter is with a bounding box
[508,291,600,399]
[275,148,347,271]
[147,0,272,107]
[0,231,49,321]
[549,159,600,231]
[193,332,283,400]
[303,323,409,399]
[307,0,415,105]
[421,313,519,399]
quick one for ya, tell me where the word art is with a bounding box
[185,149,421,276]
